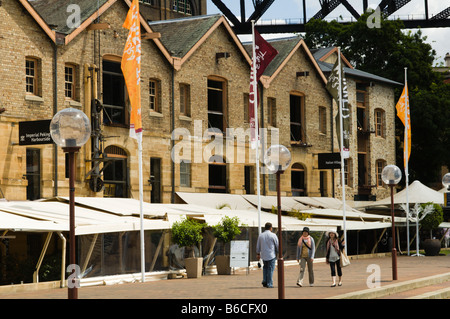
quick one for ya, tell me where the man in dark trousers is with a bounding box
[256,222,279,288]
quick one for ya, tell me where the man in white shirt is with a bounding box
[256,222,279,288]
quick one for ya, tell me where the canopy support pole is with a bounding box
[149,230,167,272]
[56,232,66,288]
[81,233,98,275]
[371,228,387,254]
[33,232,53,283]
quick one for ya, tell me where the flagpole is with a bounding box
[252,20,262,236]
[404,67,410,256]
[338,47,347,253]
[138,133,145,282]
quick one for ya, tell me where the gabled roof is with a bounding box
[243,36,328,88]
[311,47,353,69]
[312,47,402,86]
[27,0,111,35]
[22,0,116,44]
[20,1,250,71]
[148,14,252,70]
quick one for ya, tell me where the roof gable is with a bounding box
[244,36,328,88]
[149,14,252,70]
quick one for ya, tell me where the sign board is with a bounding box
[318,153,341,169]
[445,192,450,207]
[19,120,53,145]
[230,240,249,268]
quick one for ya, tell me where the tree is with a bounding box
[171,218,206,257]
[420,202,444,239]
[305,13,450,185]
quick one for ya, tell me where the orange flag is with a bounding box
[395,83,411,166]
[121,0,142,139]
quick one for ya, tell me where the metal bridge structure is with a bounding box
[211,0,450,34]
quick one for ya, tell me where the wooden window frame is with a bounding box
[375,108,385,138]
[179,83,190,117]
[376,159,386,187]
[267,97,276,127]
[290,91,305,144]
[26,57,39,96]
[149,78,161,113]
[207,76,227,133]
[319,106,327,135]
[180,161,191,187]
[65,64,76,100]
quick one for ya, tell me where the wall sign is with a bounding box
[318,153,341,169]
[19,120,53,145]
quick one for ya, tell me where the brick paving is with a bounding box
[1,255,449,300]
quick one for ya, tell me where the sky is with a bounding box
[206,0,450,66]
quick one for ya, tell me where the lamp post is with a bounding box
[264,145,291,299]
[381,164,402,281]
[50,108,91,299]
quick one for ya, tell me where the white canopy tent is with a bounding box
[356,180,444,208]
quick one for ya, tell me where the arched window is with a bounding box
[291,163,306,196]
[103,146,128,198]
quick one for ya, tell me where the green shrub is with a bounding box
[171,218,206,257]
[420,202,444,238]
[212,216,241,245]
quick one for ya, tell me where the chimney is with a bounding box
[446,52,450,68]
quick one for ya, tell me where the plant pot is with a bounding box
[423,239,441,256]
[215,255,231,275]
[185,257,203,278]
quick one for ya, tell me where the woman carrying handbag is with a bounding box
[325,230,346,287]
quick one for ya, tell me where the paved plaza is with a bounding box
[1,255,449,300]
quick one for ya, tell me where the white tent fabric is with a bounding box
[357,180,444,207]
[176,192,256,210]
[0,200,170,235]
[300,208,390,222]
[0,193,401,235]
[293,196,360,212]
[241,194,309,211]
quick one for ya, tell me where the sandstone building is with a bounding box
[0,0,400,205]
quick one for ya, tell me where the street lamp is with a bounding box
[50,108,91,299]
[443,173,450,191]
[381,164,402,281]
[264,145,291,299]
[443,172,450,209]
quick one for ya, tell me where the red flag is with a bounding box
[249,30,278,147]
[253,30,278,81]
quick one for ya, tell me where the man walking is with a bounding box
[256,222,279,288]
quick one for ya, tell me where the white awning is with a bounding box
[357,180,444,208]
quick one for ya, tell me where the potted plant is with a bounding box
[420,202,444,256]
[171,217,206,278]
[212,216,241,275]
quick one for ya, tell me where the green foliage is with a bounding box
[420,202,444,233]
[304,13,450,185]
[270,206,312,221]
[212,216,241,244]
[171,218,205,249]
